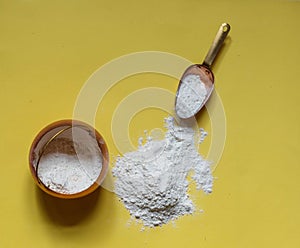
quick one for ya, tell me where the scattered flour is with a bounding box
[113,116,213,227]
[37,128,103,194]
[176,74,207,119]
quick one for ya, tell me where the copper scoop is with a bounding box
[175,23,230,119]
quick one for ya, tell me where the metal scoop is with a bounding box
[175,23,230,119]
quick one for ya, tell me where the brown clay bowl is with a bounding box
[29,120,109,199]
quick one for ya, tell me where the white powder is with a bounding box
[176,74,207,119]
[113,116,213,227]
[37,128,103,194]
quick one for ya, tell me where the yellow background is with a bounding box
[0,0,299,247]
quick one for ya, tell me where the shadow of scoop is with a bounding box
[36,186,101,226]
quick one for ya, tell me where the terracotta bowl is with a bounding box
[29,120,109,199]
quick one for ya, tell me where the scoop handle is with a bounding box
[203,23,230,68]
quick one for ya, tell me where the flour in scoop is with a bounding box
[113,117,213,227]
[37,128,103,194]
[176,74,207,118]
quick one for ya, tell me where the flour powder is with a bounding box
[113,116,213,227]
[37,127,103,194]
[176,74,207,119]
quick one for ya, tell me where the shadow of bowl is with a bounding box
[35,186,102,226]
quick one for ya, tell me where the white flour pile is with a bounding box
[113,117,213,227]
[37,128,103,194]
[176,74,207,119]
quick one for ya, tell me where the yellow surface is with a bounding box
[0,0,300,247]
